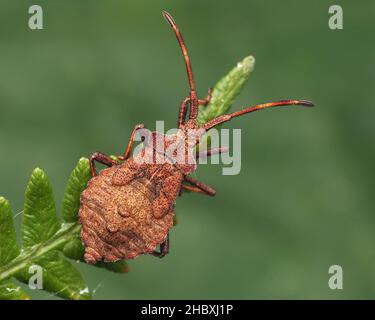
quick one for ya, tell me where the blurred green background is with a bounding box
[1,0,374,299]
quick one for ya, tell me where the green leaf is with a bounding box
[61,158,91,223]
[16,251,91,300]
[0,197,19,266]
[197,55,255,125]
[22,168,60,247]
[0,223,81,284]
[0,198,29,300]
[16,168,91,299]
[37,252,91,300]
[0,281,29,300]
[62,237,85,261]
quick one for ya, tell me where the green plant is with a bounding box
[0,56,255,300]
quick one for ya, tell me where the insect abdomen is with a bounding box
[79,166,174,263]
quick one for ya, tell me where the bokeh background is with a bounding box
[0,0,374,299]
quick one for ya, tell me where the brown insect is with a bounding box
[79,11,314,263]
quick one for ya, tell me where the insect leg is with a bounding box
[119,123,144,160]
[183,176,216,196]
[151,234,170,258]
[178,97,190,128]
[178,88,212,128]
[89,152,117,177]
[196,146,229,159]
[198,87,212,106]
[203,100,314,131]
[181,184,207,194]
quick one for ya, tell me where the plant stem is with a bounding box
[0,223,81,282]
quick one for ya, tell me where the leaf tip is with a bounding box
[31,167,46,178]
[0,197,11,214]
[0,196,8,206]
[27,167,51,193]
[78,157,89,165]
[238,55,255,74]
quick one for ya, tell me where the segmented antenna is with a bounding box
[162,11,198,105]
[204,100,314,131]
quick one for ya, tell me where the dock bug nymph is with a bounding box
[79,11,314,263]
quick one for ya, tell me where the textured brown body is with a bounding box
[78,11,313,264]
[79,155,183,263]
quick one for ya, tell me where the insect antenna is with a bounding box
[203,100,314,131]
[162,11,199,119]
